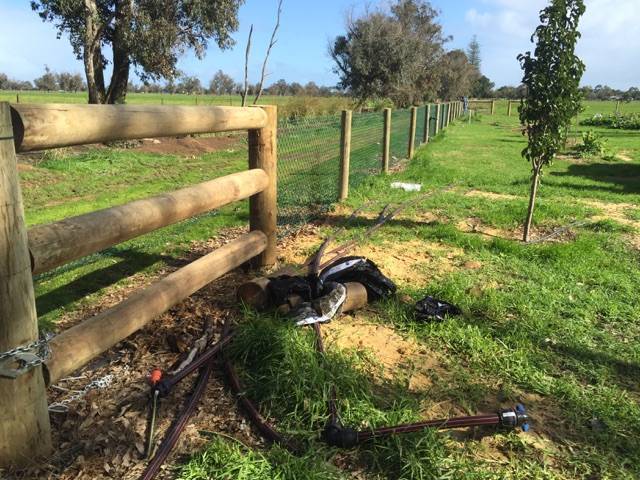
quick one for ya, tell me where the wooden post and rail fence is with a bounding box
[0,102,277,467]
[0,98,464,466]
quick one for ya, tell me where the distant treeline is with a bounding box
[481,84,640,101]
[0,67,341,97]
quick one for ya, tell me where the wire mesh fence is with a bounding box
[350,111,384,191]
[276,103,457,233]
[277,115,341,229]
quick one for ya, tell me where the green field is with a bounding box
[14,100,640,478]
[0,90,354,118]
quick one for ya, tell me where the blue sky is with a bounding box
[1,0,638,89]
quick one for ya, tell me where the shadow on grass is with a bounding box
[35,249,180,317]
[550,163,640,194]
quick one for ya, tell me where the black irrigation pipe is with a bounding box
[221,317,299,452]
[139,358,215,480]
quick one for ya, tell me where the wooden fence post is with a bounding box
[507,101,512,117]
[248,105,277,267]
[435,103,441,135]
[339,110,352,200]
[0,102,52,467]
[423,104,430,143]
[491,100,496,115]
[15,93,19,104]
[408,106,417,159]
[382,108,391,173]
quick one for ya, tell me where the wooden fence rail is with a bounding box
[0,101,277,467]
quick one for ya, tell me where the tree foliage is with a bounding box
[31,0,243,103]
[467,35,481,70]
[209,70,236,95]
[472,75,494,98]
[33,65,58,91]
[518,0,585,241]
[330,0,448,106]
[437,50,476,100]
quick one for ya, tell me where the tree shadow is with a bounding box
[35,249,180,317]
[549,163,640,195]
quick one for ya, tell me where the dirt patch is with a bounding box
[583,199,640,230]
[322,316,439,392]
[132,135,242,156]
[616,151,634,162]
[457,217,520,241]
[464,190,520,201]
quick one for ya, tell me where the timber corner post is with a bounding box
[408,106,417,159]
[339,110,352,200]
[0,102,52,467]
[248,104,278,267]
[382,108,391,174]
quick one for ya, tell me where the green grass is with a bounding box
[17,99,640,478]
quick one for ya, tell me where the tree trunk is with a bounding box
[83,0,105,104]
[523,164,542,242]
[105,0,132,104]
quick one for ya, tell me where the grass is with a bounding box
[16,100,640,478]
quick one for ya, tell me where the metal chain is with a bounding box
[0,333,53,378]
[48,373,116,413]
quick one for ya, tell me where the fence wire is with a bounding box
[277,114,341,229]
[389,109,411,167]
[276,104,449,233]
[350,111,383,191]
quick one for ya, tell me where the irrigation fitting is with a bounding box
[322,419,359,449]
[499,403,530,432]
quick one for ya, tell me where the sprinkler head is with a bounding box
[499,403,530,432]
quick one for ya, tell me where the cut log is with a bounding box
[11,104,268,152]
[28,169,269,274]
[45,230,267,385]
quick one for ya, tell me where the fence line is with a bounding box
[276,101,464,231]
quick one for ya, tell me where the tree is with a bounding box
[467,35,481,70]
[518,0,585,242]
[287,82,304,96]
[32,0,243,104]
[472,75,494,98]
[34,66,57,91]
[177,76,203,95]
[267,79,289,96]
[303,81,320,97]
[437,49,476,99]
[209,70,236,95]
[330,0,447,106]
[56,72,85,91]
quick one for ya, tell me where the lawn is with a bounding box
[14,100,640,479]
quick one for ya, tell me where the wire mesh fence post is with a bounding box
[423,104,430,143]
[382,108,391,173]
[248,104,277,267]
[339,110,352,201]
[435,103,441,136]
[408,106,417,159]
[0,102,52,467]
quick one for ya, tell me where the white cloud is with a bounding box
[464,0,640,88]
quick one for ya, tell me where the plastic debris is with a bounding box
[390,182,422,192]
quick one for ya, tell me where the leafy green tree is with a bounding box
[518,0,586,242]
[31,0,243,104]
[330,0,447,106]
[467,35,481,70]
[472,75,494,98]
[437,49,476,99]
[56,72,85,91]
[177,76,203,95]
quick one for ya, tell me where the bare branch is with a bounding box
[241,24,253,107]
[253,0,283,105]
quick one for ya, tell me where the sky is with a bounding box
[0,0,638,90]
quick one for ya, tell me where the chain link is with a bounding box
[48,373,116,413]
[0,333,53,378]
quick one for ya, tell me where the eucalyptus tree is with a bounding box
[31,0,243,103]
